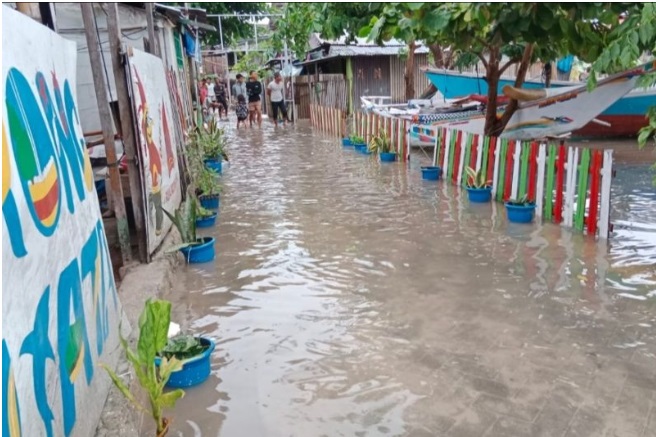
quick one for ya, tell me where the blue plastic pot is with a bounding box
[466,187,492,203]
[179,237,215,263]
[156,337,216,388]
[195,212,217,228]
[342,138,353,146]
[380,152,397,162]
[421,166,442,181]
[505,203,536,223]
[354,143,368,153]
[199,194,219,210]
[204,159,222,174]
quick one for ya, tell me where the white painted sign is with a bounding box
[128,49,182,255]
[2,6,120,437]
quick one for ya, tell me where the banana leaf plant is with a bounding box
[368,131,392,154]
[465,166,492,189]
[100,299,184,437]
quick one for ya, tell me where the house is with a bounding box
[53,3,213,144]
[299,33,431,107]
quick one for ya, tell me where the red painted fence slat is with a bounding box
[527,142,538,202]
[586,150,603,235]
[503,140,515,201]
[554,143,566,223]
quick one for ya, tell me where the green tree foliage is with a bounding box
[363,3,636,136]
[590,4,656,156]
[271,3,386,59]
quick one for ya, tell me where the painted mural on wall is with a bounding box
[2,7,120,437]
[128,49,182,255]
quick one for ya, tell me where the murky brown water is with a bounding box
[161,120,656,437]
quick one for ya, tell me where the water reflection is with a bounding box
[161,120,655,436]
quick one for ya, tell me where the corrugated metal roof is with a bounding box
[329,44,428,57]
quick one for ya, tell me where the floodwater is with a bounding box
[161,120,656,437]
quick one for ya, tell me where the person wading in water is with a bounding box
[245,70,262,127]
[267,72,288,126]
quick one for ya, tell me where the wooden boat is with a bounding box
[424,64,655,137]
[366,60,655,142]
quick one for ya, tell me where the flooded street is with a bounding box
[163,121,655,437]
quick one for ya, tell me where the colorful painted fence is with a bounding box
[425,125,613,238]
[128,49,182,255]
[309,105,411,162]
[353,111,411,162]
[2,7,120,437]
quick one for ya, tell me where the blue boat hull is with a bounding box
[425,70,652,135]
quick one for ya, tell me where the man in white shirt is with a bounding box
[267,72,288,125]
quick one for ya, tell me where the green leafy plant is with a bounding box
[350,135,365,145]
[160,335,209,361]
[100,299,184,437]
[163,198,199,252]
[194,200,214,219]
[465,166,492,189]
[506,195,534,206]
[200,119,228,161]
[184,130,223,197]
[368,131,393,154]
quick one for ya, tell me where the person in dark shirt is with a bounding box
[245,70,262,127]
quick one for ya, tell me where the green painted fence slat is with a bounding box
[462,134,473,186]
[448,129,457,179]
[544,143,558,220]
[496,139,508,201]
[518,142,530,198]
[575,148,591,230]
[480,136,490,182]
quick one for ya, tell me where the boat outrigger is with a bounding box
[362,60,655,143]
[424,62,656,137]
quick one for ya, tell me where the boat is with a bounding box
[424,64,655,137]
[365,60,655,142]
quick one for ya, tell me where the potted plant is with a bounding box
[505,195,537,223]
[464,166,493,202]
[369,131,396,162]
[193,197,217,228]
[163,199,215,263]
[342,136,352,146]
[421,166,442,180]
[351,135,367,152]
[184,129,222,210]
[156,334,216,388]
[196,167,221,210]
[100,299,185,437]
[200,119,228,174]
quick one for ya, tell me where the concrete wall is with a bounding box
[2,6,121,437]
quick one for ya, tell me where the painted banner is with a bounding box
[128,49,182,255]
[2,6,120,437]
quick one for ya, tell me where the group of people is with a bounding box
[199,71,289,129]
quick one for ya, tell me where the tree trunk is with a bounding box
[405,41,416,100]
[428,44,454,69]
[483,48,500,136]
[493,44,535,136]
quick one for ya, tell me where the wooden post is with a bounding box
[81,3,132,264]
[106,3,148,263]
[145,3,159,57]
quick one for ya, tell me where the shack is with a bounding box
[297,33,431,114]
